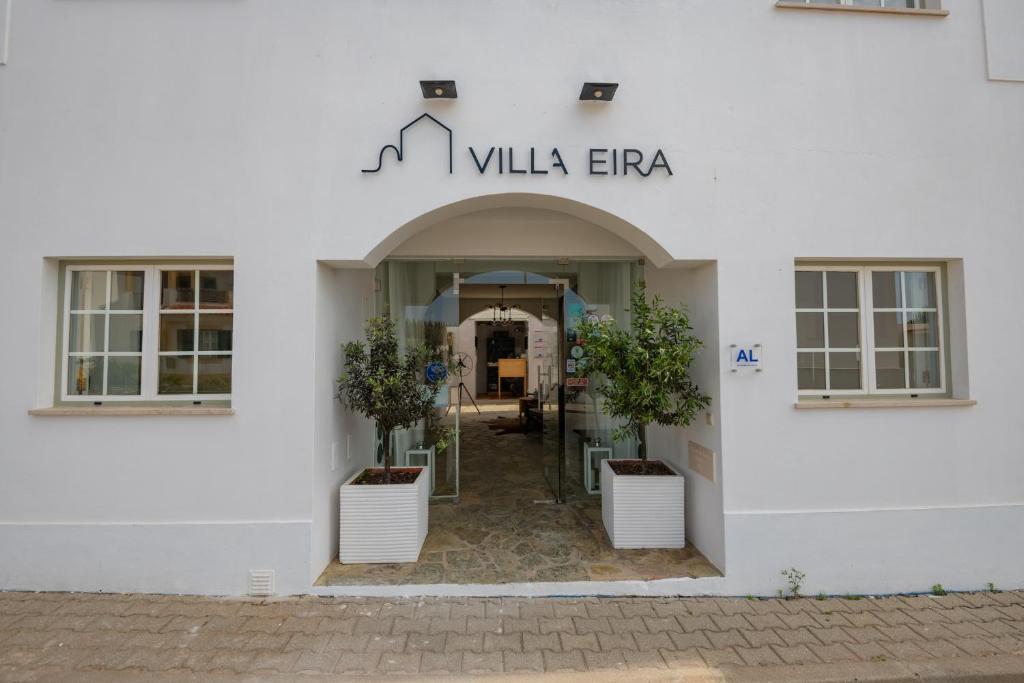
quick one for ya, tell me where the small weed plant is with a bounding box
[931,583,947,596]
[780,567,806,598]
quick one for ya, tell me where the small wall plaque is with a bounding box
[688,441,716,483]
[729,343,763,371]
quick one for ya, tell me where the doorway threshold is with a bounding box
[309,575,728,599]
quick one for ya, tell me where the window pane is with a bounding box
[161,270,196,310]
[826,271,858,309]
[850,0,883,6]
[70,271,107,311]
[796,312,825,348]
[795,271,823,308]
[904,271,936,308]
[106,356,142,395]
[905,311,938,348]
[110,271,145,311]
[68,356,104,396]
[197,314,233,351]
[909,351,940,389]
[827,312,860,348]
[873,312,904,348]
[197,355,232,394]
[199,271,233,310]
[797,352,826,390]
[829,352,861,390]
[160,314,195,352]
[875,351,907,389]
[872,272,902,309]
[159,355,195,394]
[68,313,105,353]
[108,314,143,352]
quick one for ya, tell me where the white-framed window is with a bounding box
[795,265,945,397]
[61,264,233,402]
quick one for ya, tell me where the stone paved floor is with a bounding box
[2,591,1024,680]
[317,410,719,585]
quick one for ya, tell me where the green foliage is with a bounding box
[931,583,946,596]
[575,281,711,460]
[337,316,444,483]
[987,582,997,593]
[780,567,806,598]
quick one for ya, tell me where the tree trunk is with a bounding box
[382,428,392,484]
[637,424,648,475]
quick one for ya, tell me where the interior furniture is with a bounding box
[497,358,528,399]
[518,396,543,432]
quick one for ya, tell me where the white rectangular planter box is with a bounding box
[601,459,685,549]
[339,466,429,564]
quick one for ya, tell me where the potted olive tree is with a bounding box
[576,282,710,549]
[336,316,444,563]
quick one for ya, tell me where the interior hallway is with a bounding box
[317,410,720,586]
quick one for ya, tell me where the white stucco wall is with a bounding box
[1,0,1022,596]
[645,264,725,574]
[311,266,376,583]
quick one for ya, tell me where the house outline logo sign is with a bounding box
[361,112,673,178]
[361,113,454,174]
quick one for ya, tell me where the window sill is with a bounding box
[794,398,975,410]
[775,2,948,17]
[28,406,234,417]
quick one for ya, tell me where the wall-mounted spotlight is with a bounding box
[579,82,618,101]
[420,80,457,99]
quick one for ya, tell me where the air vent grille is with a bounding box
[248,569,275,597]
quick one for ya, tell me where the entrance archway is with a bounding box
[313,194,725,590]
[325,192,676,268]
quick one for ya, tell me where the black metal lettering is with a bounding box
[623,149,643,176]
[551,148,568,175]
[509,147,526,174]
[469,146,495,174]
[530,147,548,175]
[648,149,673,176]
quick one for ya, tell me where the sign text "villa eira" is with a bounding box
[360,113,673,178]
[468,147,672,177]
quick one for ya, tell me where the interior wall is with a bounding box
[311,264,376,581]
[644,263,725,571]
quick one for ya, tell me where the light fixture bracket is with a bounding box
[420,80,458,99]
[579,82,618,101]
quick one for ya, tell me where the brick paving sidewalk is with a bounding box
[2,590,1024,681]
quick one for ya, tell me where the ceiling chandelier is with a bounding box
[489,285,518,325]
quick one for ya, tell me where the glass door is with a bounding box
[540,283,567,502]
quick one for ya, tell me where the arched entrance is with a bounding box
[314,193,724,589]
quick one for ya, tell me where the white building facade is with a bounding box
[1,0,1023,597]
